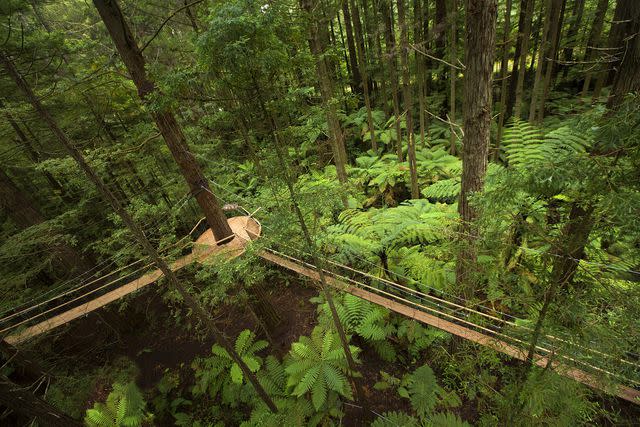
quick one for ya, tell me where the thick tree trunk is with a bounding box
[381,0,404,160]
[456,0,497,298]
[606,0,640,109]
[350,0,378,150]
[560,0,585,78]
[415,0,428,147]
[435,0,447,87]
[0,375,81,427]
[301,0,350,208]
[592,0,629,101]
[496,0,514,158]
[449,0,458,154]
[397,0,419,198]
[512,0,535,119]
[536,0,563,122]
[92,0,233,244]
[0,49,278,414]
[0,168,46,229]
[1,102,65,195]
[528,0,551,123]
[580,0,608,97]
[342,0,363,96]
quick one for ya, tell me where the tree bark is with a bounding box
[528,0,551,123]
[512,0,535,119]
[560,0,585,78]
[92,0,233,244]
[0,375,81,427]
[0,49,278,414]
[415,0,428,147]
[606,0,640,109]
[381,0,404,160]
[536,0,563,122]
[496,0,514,158]
[397,0,420,198]
[342,0,363,96]
[580,0,608,97]
[456,0,498,298]
[449,0,458,154]
[435,0,448,87]
[300,0,350,208]
[350,0,378,150]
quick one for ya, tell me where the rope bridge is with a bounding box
[1,215,638,405]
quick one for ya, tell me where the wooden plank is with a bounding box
[259,251,640,405]
[5,217,259,344]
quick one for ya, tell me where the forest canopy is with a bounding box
[0,0,639,425]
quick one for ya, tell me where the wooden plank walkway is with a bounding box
[5,217,638,405]
[259,250,640,405]
[5,217,259,345]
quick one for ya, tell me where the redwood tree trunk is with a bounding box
[0,375,81,427]
[0,48,278,414]
[92,0,233,243]
[456,0,498,297]
[300,0,350,208]
[580,0,609,97]
[397,0,419,198]
[512,0,535,119]
[350,0,378,150]
[342,0,363,96]
[496,0,514,157]
[381,0,404,160]
[606,0,640,109]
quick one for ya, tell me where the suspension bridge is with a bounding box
[1,214,638,405]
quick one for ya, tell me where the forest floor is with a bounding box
[39,271,413,424]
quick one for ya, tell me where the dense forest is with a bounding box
[0,0,639,425]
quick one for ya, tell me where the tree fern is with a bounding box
[371,411,420,427]
[503,120,591,169]
[284,326,357,410]
[428,412,471,427]
[85,382,151,427]
[398,365,442,420]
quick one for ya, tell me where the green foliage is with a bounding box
[371,411,420,426]
[84,382,152,427]
[502,120,591,169]
[285,326,358,410]
[191,330,267,407]
[316,293,397,361]
[399,365,441,420]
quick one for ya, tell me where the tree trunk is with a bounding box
[456,0,498,298]
[496,0,514,158]
[0,375,81,427]
[381,0,404,160]
[606,0,640,109]
[512,0,535,119]
[183,0,200,33]
[269,115,368,421]
[342,0,363,96]
[536,0,563,123]
[561,0,585,78]
[435,0,448,87]
[528,0,551,123]
[300,0,350,208]
[449,0,458,154]
[592,0,629,101]
[0,49,278,414]
[93,0,233,244]
[415,0,428,147]
[0,102,65,196]
[0,168,46,229]
[397,0,420,198]
[580,0,608,97]
[350,0,378,150]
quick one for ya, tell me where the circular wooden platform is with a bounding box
[192,216,261,263]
